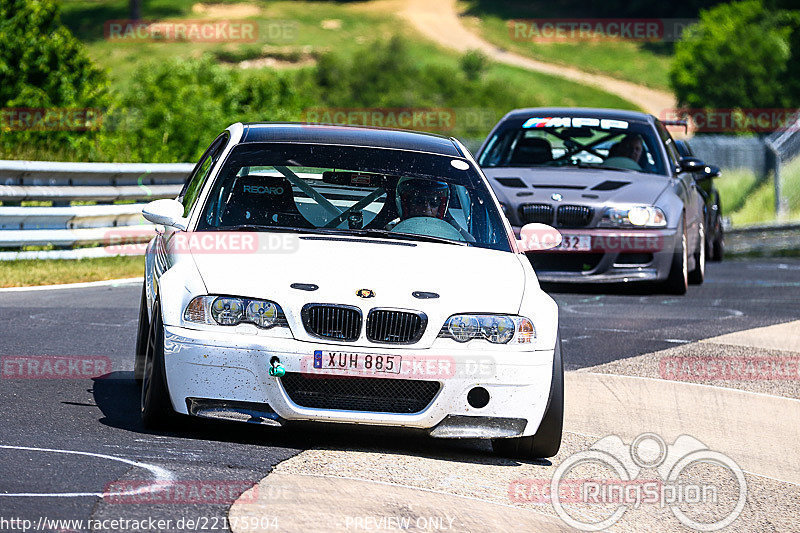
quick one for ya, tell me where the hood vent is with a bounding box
[591,180,630,191]
[532,184,585,190]
[494,177,527,188]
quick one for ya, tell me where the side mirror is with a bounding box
[692,164,721,183]
[679,157,705,173]
[142,199,188,231]
[704,165,721,179]
[518,223,562,252]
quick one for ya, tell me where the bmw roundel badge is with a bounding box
[551,193,563,201]
[356,289,375,298]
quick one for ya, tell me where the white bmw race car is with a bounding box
[135,122,563,458]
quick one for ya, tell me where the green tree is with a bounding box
[0,0,107,109]
[105,57,313,162]
[0,0,108,158]
[460,50,489,81]
[312,36,534,138]
[670,0,799,110]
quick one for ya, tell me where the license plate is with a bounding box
[313,350,401,374]
[556,234,591,251]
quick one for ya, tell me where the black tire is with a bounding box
[141,300,176,429]
[492,334,563,459]
[710,218,724,262]
[710,195,724,262]
[663,217,688,295]
[134,283,148,385]
[711,235,724,262]
[688,221,705,285]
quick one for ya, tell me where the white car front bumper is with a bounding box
[162,325,555,439]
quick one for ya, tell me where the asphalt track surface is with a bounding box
[0,257,798,531]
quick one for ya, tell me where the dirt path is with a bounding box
[392,0,676,116]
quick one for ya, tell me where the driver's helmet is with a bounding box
[395,177,450,220]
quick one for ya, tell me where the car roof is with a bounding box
[239,122,463,157]
[500,107,655,124]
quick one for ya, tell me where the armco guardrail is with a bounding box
[725,222,800,256]
[1,159,797,261]
[0,160,192,260]
[0,160,191,202]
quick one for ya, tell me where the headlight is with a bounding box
[599,206,666,228]
[246,300,281,328]
[439,314,535,344]
[184,296,286,329]
[211,297,243,325]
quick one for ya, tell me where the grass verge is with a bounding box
[720,158,800,226]
[458,0,674,91]
[60,0,639,110]
[0,256,143,288]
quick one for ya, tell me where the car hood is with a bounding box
[190,235,527,347]
[483,167,670,208]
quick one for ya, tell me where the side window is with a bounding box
[179,133,228,217]
[655,122,681,173]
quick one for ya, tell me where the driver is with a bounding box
[395,177,450,220]
[602,134,645,171]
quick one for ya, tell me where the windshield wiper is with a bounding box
[211,225,348,236]
[581,164,649,174]
[207,225,467,246]
[350,229,468,246]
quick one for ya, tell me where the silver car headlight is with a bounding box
[184,296,287,329]
[438,314,535,344]
[598,206,667,228]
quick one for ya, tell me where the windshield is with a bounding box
[478,117,667,175]
[197,143,512,252]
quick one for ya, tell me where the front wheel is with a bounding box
[662,219,688,295]
[141,300,176,429]
[711,234,724,262]
[710,219,724,262]
[688,222,705,285]
[492,334,563,459]
[134,283,148,385]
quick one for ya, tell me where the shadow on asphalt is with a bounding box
[91,372,550,468]
[541,281,666,296]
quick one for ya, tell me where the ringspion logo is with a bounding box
[542,433,746,531]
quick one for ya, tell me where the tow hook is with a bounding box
[268,356,286,377]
